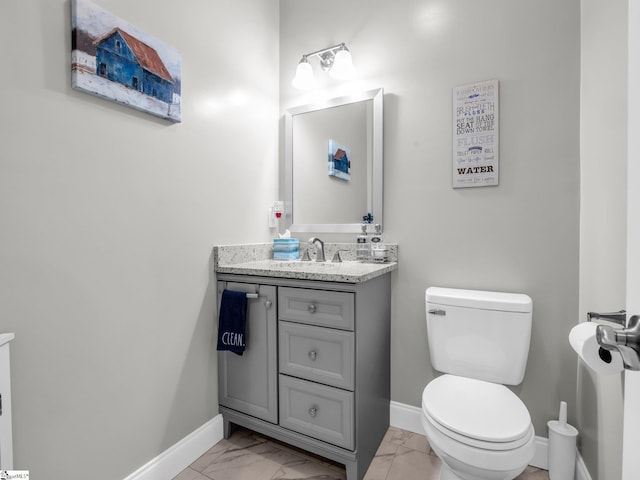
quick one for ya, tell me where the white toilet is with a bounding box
[421,287,536,480]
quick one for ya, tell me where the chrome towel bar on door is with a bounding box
[245,292,272,309]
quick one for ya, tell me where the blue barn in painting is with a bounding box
[332,148,350,174]
[93,28,174,104]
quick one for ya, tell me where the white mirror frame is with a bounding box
[284,88,384,233]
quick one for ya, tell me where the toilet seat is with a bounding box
[422,374,533,451]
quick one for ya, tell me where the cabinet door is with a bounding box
[0,341,13,469]
[218,282,278,424]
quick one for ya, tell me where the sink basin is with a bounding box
[270,260,341,270]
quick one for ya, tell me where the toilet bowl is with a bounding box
[421,374,535,480]
[422,287,535,480]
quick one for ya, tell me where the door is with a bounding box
[218,282,278,424]
[0,340,13,469]
[622,2,640,477]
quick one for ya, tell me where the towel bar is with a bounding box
[245,292,272,309]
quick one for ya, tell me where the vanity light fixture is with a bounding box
[292,43,355,90]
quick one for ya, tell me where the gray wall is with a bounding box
[3,1,613,478]
[0,1,278,479]
[579,1,627,479]
[280,0,581,438]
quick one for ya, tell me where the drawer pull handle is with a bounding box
[265,300,272,309]
[308,406,318,418]
[308,303,317,314]
[309,350,317,361]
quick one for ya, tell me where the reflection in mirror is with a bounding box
[293,101,369,224]
[284,88,383,233]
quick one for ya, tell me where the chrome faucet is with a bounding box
[308,237,325,262]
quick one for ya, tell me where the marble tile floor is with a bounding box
[173,426,550,480]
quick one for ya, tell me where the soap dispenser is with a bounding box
[356,224,370,262]
[370,224,386,263]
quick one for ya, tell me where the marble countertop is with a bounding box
[214,243,397,283]
[216,258,396,283]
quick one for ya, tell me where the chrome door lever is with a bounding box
[428,309,446,316]
[587,310,626,326]
[596,314,640,370]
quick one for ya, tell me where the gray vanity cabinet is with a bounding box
[217,281,278,424]
[217,273,391,480]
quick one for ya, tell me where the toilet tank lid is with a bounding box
[426,287,532,313]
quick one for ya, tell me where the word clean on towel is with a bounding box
[220,332,244,348]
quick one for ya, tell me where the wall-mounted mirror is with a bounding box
[284,88,383,233]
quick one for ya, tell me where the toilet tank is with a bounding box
[425,287,532,385]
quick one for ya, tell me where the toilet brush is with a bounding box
[547,401,579,480]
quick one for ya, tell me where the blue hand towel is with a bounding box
[217,289,248,356]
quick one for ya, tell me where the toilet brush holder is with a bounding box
[547,401,579,480]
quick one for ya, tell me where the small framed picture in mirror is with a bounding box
[328,139,351,181]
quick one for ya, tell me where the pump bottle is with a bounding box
[370,224,387,262]
[356,224,370,262]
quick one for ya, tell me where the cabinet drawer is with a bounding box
[278,287,354,330]
[279,375,354,450]
[279,322,354,390]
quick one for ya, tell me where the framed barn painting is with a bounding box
[71,0,182,123]
[328,139,351,181]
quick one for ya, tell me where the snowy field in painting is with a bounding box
[72,50,181,122]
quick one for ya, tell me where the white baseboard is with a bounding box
[123,415,224,480]
[389,401,592,480]
[389,400,425,435]
[575,451,593,480]
[124,403,592,480]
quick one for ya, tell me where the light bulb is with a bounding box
[292,58,316,90]
[330,48,355,80]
